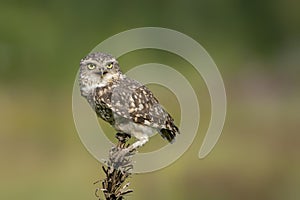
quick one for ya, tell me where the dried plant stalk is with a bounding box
[95,133,135,200]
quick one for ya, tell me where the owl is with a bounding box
[79,52,179,150]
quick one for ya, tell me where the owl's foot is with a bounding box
[115,132,131,144]
[111,133,148,164]
[110,133,134,165]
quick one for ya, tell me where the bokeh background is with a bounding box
[1,0,299,199]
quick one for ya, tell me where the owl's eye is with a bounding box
[87,63,96,70]
[106,62,113,69]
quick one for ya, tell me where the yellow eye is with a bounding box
[87,63,96,70]
[106,63,113,69]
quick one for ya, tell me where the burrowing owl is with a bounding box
[79,52,179,150]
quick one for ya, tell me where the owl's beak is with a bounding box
[95,68,108,78]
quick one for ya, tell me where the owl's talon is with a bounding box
[115,132,131,143]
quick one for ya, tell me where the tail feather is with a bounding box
[160,124,179,143]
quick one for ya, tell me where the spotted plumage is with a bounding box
[79,52,179,149]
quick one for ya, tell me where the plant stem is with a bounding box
[95,133,135,200]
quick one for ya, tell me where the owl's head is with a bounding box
[79,52,122,97]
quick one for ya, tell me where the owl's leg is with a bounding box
[114,134,148,161]
[118,135,149,154]
[129,135,149,150]
[112,136,148,164]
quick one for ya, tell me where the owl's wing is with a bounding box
[95,78,179,142]
[128,85,179,142]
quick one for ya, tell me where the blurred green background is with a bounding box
[1,0,300,199]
